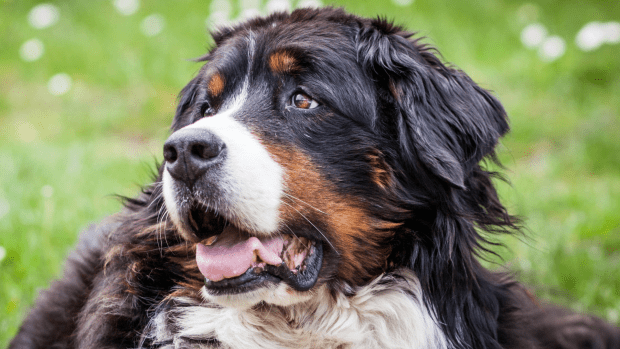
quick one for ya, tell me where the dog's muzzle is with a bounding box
[162,112,284,239]
[163,128,226,189]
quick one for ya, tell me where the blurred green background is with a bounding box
[1,0,619,345]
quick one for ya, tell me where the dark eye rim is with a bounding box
[190,102,215,123]
[200,102,216,118]
[289,91,320,110]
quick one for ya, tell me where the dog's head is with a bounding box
[161,8,511,311]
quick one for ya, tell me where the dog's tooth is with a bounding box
[205,235,218,246]
[188,211,200,231]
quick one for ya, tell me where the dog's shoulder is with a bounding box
[9,218,117,349]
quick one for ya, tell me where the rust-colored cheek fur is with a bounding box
[266,144,399,286]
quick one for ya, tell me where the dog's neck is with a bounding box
[141,269,449,349]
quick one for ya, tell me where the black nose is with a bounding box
[163,128,226,188]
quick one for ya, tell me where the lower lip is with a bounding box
[204,243,323,294]
[204,267,281,295]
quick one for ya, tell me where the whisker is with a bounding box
[156,205,166,255]
[154,199,172,254]
[281,222,299,239]
[282,193,328,215]
[281,201,339,255]
[146,182,163,210]
[161,211,170,248]
[282,223,310,250]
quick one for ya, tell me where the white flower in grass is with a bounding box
[266,0,291,13]
[48,73,72,96]
[113,0,140,16]
[19,38,44,62]
[211,0,232,18]
[392,0,414,7]
[208,0,232,28]
[576,22,606,52]
[240,8,261,20]
[28,4,59,29]
[238,0,260,20]
[297,0,322,7]
[207,12,230,28]
[140,14,165,37]
[576,21,620,51]
[520,23,547,49]
[603,21,620,44]
[538,35,566,62]
[0,246,6,263]
[241,0,261,10]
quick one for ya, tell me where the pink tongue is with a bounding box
[196,236,284,282]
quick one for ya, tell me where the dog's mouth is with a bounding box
[188,203,323,294]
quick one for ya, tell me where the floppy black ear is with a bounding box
[357,20,508,189]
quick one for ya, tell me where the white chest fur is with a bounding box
[141,269,449,349]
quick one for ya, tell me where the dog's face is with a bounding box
[161,8,509,309]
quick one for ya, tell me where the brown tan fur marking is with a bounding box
[367,150,393,191]
[208,73,225,97]
[269,51,297,74]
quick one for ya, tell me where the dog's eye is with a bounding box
[193,104,215,123]
[202,104,215,118]
[291,93,319,109]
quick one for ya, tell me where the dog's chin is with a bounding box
[201,283,316,309]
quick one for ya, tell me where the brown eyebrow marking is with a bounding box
[269,50,298,74]
[208,73,225,97]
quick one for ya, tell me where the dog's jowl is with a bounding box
[10,7,620,349]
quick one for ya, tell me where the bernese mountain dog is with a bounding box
[10,7,620,349]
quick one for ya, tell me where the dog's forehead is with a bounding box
[203,20,358,80]
[197,21,377,124]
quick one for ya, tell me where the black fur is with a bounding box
[10,7,620,349]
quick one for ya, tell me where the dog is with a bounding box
[10,7,620,349]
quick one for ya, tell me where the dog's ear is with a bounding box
[356,19,508,189]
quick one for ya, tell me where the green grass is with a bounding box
[1,0,619,345]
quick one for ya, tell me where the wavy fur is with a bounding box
[10,7,620,349]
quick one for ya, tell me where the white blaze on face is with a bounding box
[162,80,284,235]
[162,170,185,235]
